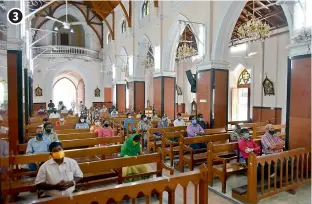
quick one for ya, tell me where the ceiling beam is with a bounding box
[119,1,132,27]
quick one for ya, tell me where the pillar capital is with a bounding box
[197,60,229,72]
[127,76,145,82]
[153,71,176,78]
[113,80,127,85]
[287,41,311,58]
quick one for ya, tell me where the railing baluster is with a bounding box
[274,160,277,191]
[306,153,309,180]
[268,161,271,193]
[261,164,264,195]
[159,192,163,204]
[286,158,289,186]
[132,198,136,204]
[301,154,304,181]
[146,195,150,204]
[183,186,187,204]
[296,155,299,182]
[168,189,175,204]
[280,159,283,188]
[194,183,198,204]
[291,157,294,184]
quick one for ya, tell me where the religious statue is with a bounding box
[95,87,100,97]
[191,98,197,115]
[262,76,275,96]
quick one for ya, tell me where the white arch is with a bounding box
[135,34,153,78]
[211,1,293,61]
[162,13,200,72]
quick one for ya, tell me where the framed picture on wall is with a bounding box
[35,86,42,96]
[262,76,275,96]
[95,87,100,97]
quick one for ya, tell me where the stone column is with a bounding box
[115,81,126,113]
[128,77,145,113]
[196,61,229,128]
[153,71,176,119]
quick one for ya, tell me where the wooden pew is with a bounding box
[179,133,231,172]
[232,148,311,204]
[147,126,186,153]
[0,145,123,196]
[17,136,124,154]
[208,142,246,193]
[27,132,97,141]
[203,127,227,135]
[54,128,90,134]
[162,131,186,166]
[31,164,210,204]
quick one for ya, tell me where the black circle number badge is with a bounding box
[7,8,23,25]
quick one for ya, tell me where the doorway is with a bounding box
[53,78,76,110]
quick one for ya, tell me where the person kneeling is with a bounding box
[35,142,83,198]
[120,134,149,182]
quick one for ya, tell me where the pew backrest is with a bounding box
[181,133,230,146]
[203,128,227,135]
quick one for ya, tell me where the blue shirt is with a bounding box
[75,123,89,129]
[26,136,51,154]
[124,118,136,131]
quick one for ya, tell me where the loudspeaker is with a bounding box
[186,70,197,93]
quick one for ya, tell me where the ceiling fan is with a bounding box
[45,0,85,31]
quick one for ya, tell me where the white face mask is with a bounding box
[60,118,64,122]
[96,122,101,126]
[178,116,182,120]
[128,116,131,119]
[143,118,147,121]
[80,119,85,123]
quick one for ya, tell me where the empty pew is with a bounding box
[208,142,247,193]
[17,136,124,154]
[147,126,186,153]
[179,133,231,172]
[232,148,311,204]
[162,131,186,166]
[31,164,209,204]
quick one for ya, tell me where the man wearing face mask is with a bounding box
[124,113,136,133]
[138,114,152,148]
[197,113,207,129]
[35,142,83,198]
[173,113,186,127]
[26,127,51,171]
[186,116,205,149]
[49,110,60,119]
[238,128,261,164]
[261,124,285,155]
[43,122,59,142]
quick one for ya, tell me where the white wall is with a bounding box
[33,58,103,108]
[228,32,290,123]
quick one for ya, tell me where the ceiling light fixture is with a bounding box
[70,29,74,33]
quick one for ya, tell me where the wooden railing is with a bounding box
[233,148,311,204]
[32,164,210,204]
[32,46,100,59]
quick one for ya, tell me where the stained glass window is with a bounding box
[237,69,251,87]
[141,0,150,18]
[121,19,127,33]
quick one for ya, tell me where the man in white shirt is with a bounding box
[49,110,60,119]
[35,142,83,198]
[173,113,186,127]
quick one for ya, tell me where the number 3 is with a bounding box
[13,11,18,21]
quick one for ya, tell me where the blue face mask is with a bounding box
[36,133,43,138]
[191,120,197,125]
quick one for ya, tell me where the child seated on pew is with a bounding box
[120,134,149,182]
[75,116,89,129]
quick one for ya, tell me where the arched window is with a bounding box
[237,69,251,88]
[107,33,112,44]
[121,19,127,33]
[141,0,150,18]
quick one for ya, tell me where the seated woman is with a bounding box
[90,119,102,133]
[238,128,261,164]
[186,116,205,149]
[55,117,67,127]
[230,124,242,142]
[75,116,89,129]
[154,116,169,137]
[120,134,149,182]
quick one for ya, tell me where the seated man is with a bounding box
[26,127,51,171]
[238,128,261,164]
[163,113,171,125]
[35,142,83,198]
[186,116,205,149]
[154,115,170,137]
[111,109,118,117]
[261,124,285,155]
[43,122,59,142]
[49,110,60,119]
[197,113,207,129]
[173,113,186,127]
[124,113,136,133]
[230,124,242,142]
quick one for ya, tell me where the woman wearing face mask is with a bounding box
[90,119,102,133]
[98,120,114,140]
[43,122,59,142]
[120,134,149,182]
[55,117,67,127]
[138,114,152,149]
[154,116,169,137]
[75,116,89,129]
[238,128,261,164]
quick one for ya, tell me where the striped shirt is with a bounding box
[261,132,284,154]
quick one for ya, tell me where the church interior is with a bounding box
[0,0,311,203]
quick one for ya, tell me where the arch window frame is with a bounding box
[237,68,251,88]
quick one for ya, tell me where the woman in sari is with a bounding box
[120,134,149,182]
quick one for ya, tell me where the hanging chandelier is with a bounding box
[237,1,270,43]
[176,25,198,61]
[141,56,154,68]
